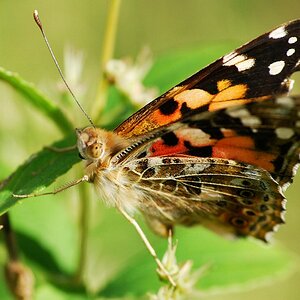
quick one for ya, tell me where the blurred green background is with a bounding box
[0,0,300,299]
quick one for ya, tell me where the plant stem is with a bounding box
[93,0,122,123]
[1,213,19,261]
[1,213,35,299]
[73,179,90,284]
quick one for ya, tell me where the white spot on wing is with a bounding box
[268,60,285,75]
[273,224,281,232]
[227,108,261,127]
[223,54,255,71]
[222,51,237,64]
[269,26,287,39]
[235,58,255,72]
[275,127,294,139]
[281,182,290,192]
[292,163,300,176]
[288,36,297,44]
[183,164,208,174]
[223,54,246,66]
[177,128,211,145]
[280,210,286,220]
[241,116,261,127]
[264,231,274,242]
[281,199,287,210]
[276,96,295,107]
[226,108,251,118]
[286,48,295,56]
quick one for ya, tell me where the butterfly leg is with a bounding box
[117,205,177,287]
[13,175,89,199]
[45,145,77,152]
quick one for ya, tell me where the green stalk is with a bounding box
[1,213,35,299]
[73,179,91,284]
[93,0,122,123]
[1,213,19,261]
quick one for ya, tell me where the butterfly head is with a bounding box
[76,127,107,162]
[76,127,129,164]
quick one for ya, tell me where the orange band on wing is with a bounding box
[217,79,232,91]
[151,88,214,127]
[213,84,248,102]
[212,146,276,172]
[149,139,187,156]
[215,136,255,149]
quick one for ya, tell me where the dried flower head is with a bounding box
[150,235,207,300]
[105,47,158,106]
[57,46,87,98]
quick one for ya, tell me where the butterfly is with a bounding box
[77,19,300,242]
[16,17,300,285]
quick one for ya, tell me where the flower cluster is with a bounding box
[150,235,206,300]
[105,48,158,106]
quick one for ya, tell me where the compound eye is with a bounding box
[78,152,86,160]
[87,143,102,159]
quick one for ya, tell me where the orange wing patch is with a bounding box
[217,79,232,91]
[147,129,277,173]
[212,84,247,103]
[116,80,268,138]
[151,89,214,126]
[212,136,276,172]
[149,128,213,157]
[175,89,213,108]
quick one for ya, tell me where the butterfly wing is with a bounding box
[123,156,285,241]
[113,95,300,241]
[115,20,300,138]
[135,96,300,190]
[111,21,300,241]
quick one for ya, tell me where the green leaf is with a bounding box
[144,43,235,92]
[0,135,80,215]
[100,227,296,297]
[35,284,90,300]
[100,86,137,130]
[0,67,73,135]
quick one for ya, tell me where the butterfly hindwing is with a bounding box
[115,20,300,138]
[124,156,285,241]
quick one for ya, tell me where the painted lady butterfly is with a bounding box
[19,16,300,285]
[77,20,300,243]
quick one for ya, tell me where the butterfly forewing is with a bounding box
[115,19,300,138]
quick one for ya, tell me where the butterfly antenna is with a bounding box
[33,9,95,127]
